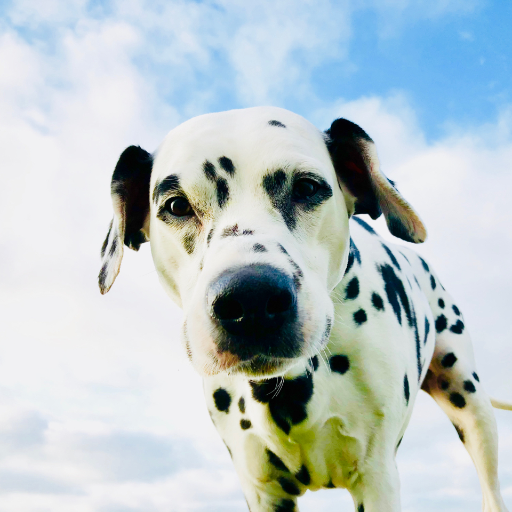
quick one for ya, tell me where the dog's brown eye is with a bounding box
[165,197,193,217]
[293,179,318,201]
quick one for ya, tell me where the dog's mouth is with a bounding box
[222,354,299,378]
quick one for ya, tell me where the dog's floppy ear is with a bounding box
[99,146,153,294]
[325,118,426,243]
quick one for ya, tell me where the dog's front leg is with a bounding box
[347,454,401,512]
[239,477,299,512]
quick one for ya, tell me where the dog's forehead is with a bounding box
[152,107,332,183]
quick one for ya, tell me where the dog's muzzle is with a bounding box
[206,264,301,361]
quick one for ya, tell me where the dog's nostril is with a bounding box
[214,297,244,321]
[266,292,293,316]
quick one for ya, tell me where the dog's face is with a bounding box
[99,107,426,378]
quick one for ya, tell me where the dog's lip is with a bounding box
[225,355,296,378]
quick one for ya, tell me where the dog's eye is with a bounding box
[165,197,193,217]
[292,179,318,201]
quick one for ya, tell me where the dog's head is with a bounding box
[99,107,425,378]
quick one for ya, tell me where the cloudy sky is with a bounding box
[1,0,511,511]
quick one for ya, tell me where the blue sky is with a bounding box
[0,1,511,511]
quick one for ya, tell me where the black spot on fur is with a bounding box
[266,449,289,472]
[424,317,430,345]
[221,224,239,237]
[153,174,180,203]
[430,275,437,290]
[269,120,286,128]
[207,228,214,245]
[216,177,229,208]
[238,397,245,413]
[353,217,377,234]
[278,244,288,255]
[203,160,216,181]
[418,256,429,272]
[404,374,410,404]
[263,170,295,230]
[441,352,457,368]
[182,232,196,254]
[454,424,465,443]
[240,419,252,430]
[345,277,359,300]
[344,238,361,275]
[473,372,480,382]
[278,477,300,496]
[295,465,310,485]
[323,317,332,340]
[275,498,295,512]
[449,392,466,408]
[310,355,319,371]
[452,304,461,316]
[353,309,367,325]
[382,243,401,270]
[372,292,384,311]
[400,251,410,264]
[101,221,113,257]
[358,505,365,512]
[329,355,350,374]
[108,236,117,257]
[440,379,449,390]
[213,388,231,412]
[450,320,464,334]
[435,314,447,333]
[396,437,403,450]
[288,258,303,290]
[463,380,476,393]
[411,306,423,380]
[325,480,335,488]
[438,298,445,308]
[378,264,412,327]
[253,243,267,252]
[250,372,313,435]
[242,229,254,235]
[218,156,235,175]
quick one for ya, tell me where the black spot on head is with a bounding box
[400,251,410,264]
[472,372,480,382]
[441,352,457,368]
[278,244,289,255]
[378,264,412,327]
[263,170,295,231]
[266,449,289,472]
[216,177,229,208]
[238,397,245,413]
[454,424,465,443]
[275,498,295,512]
[353,217,376,234]
[371,292,384,311]
[404,374,410,404]
[463,380,476,393]
[450,392,466,408]
[250,372,313,434]
[435,314,447,333]
[345,277,359,300]
[153,174,180,203]
[353,308,367,325]
[440,379,450,390]
[278,477,300,496]
[310,355,319,371]
[450,320,464,334]
[213,388,231,412]
[430,275,437,290]
[207,228,214,245]
[221,224,239,237]
[329,355,350,374]
[218,156,235,175]
[452,304,461,316]
[295,465,310,485]
[418,256,429,272]
[268,120,286,128]
[242,229,254,235]
[424,317,430,345]
[253,243,267,253]
[438,298,445,308]
[203,160,217,181]
[323,317,332,340]
[382,243,401,270]
[240,419,252,430]
[182,232,196,254]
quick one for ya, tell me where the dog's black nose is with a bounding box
[208,264,297,337]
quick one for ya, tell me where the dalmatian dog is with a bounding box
[99,107,511,512]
